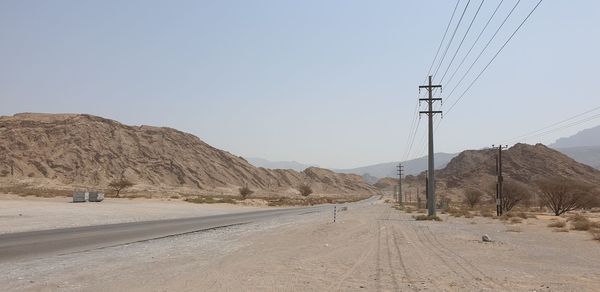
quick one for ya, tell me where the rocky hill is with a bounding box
[403,143,600,199]
[0,113,376,197]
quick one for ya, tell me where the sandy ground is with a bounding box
[2,198,600,291]
[0,194,268,234]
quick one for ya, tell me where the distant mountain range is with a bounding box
[550,124,600,169]
[334,153,458,179]
[245,157,315,172]
[247,124,600,183]
[249,153,458,180]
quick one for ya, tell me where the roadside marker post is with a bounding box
[333,205,337,223]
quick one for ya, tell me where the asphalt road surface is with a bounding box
[0,196,377,262]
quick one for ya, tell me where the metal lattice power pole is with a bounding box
[397,164,404,205]
[493,144,508,216]
[419,76,442,216]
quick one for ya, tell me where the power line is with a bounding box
[425,0,462,79]
[438,0,486,85]
[402,101,421,162]
[501,107,600,144]
[446,0,543,116]
[444,0,523,107]
[444,0,505,92]
[518,113,600,143]
[432,0,472,79]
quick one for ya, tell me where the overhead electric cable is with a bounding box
[438,0,486,84]
[446,0,543,116]
[432,0,472,79]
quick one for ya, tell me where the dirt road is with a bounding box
[2,199,600,291]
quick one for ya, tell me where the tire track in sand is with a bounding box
[329,206,384,291]
[422,225,508,291]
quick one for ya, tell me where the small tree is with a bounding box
[537,177,595,216]
[463,189,484,209]
[239,186,253,200]
[108,178,134,197]
[297,183,313,197]
[501,180,531,212]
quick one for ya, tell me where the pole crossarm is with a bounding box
[418,76,442,217]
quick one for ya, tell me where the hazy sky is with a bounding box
[1,1,599,169]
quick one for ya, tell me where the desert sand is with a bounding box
[2,197,600,291]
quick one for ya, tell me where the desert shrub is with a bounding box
[448,208,470,218]
[238,186,253,200]
[548,220,566,228]
[480,210,494,218]
[571,220,591,231]
[568,214,592,231]
[108,177,134,197]
[437,196,452,209]
[220,197,238,204]
[501,180,532,212]
[297,184,313,197]
[463,189,484,209]
[537,177,596,216]
[590,229,600,241]
[499,212,517,221]
[414,215,442,221]
[185,196,237,204]
[516,212,529,219]
[510,217,523,224]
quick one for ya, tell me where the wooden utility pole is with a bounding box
[397,163,404,205]
[419,76,442,216]
[493,144,508,216]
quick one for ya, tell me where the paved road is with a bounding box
[0,197,377,262]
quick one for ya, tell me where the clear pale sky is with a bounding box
[1,1,599,169]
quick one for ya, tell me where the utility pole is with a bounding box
[493,144,508,216]
[419,76,442,216]
[397,163,404,205]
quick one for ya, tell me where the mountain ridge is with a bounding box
[0,113,375,198]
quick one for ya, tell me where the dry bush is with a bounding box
[515,212,529,219]
[297,184,313,197]
[448,208,470,218]
[537,177,596,216]
[572,220,592,231]
[414,215,442,221]
[185,196,237,204]
[463,189,484,209]
[108,177,134,197]
[238,186,253,200]
[548,220,566,228]
[480,210,494,218]
[590,229,600,241]
[501,180,532,212]
[510,217,523,224]
[568,214,592,231]
[499,212,521,221]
